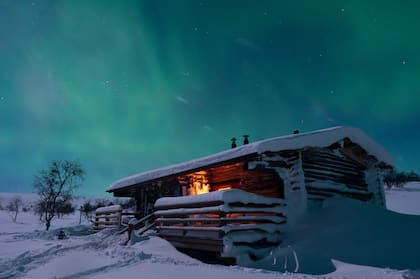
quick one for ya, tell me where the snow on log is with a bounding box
[155,189,286,209]
[94,205,122,231]
[154,189,287,262]
[95,205,122,214]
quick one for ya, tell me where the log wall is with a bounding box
[252,151,307,226]
[301,148,372,203]
[178,162,284,199]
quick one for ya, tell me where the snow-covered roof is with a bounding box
[107,126,394,192]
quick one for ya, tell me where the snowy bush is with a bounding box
[6,195,23,222]
[384,170,420,189]
[79,201,96,223]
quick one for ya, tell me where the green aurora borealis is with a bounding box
[1,0,420,196]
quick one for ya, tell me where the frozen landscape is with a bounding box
[1,183,420,279]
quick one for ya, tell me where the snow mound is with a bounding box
[250,197,420,274]
[386,182,420,215]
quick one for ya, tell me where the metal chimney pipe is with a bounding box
[231,137,237,148]
[243,135,249,145]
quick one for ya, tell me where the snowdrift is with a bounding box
[251,197,420,274]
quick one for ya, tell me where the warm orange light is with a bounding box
[191,181,210,195]
[217,186,232,191]
[189,171,210,195]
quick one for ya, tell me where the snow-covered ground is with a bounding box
[385,182,420,215]
[1,183,420,279]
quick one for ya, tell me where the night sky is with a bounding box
[1,0,420,196]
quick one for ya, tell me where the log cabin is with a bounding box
[107,126,393,262]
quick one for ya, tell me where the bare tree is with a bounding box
[55,197,75,218]
[33,160,84,230]
[79,201,95,223]
[7,195,23,222]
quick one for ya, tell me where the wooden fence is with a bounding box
[94,205,123,231]
[154,189,287,261]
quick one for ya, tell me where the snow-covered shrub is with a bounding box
[384,170,420,189]
[6,195,23,222]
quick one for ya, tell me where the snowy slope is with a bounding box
[385,182,420,215]
[1,184,420,279]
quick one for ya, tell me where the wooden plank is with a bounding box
[95,218,120,222]
[154,199,224,211]
[304,148,361,163]
[302,157,365,174]
[127,213,155,231]
[154,205,223,217]
[303,151,365,170]
[158,229,222,241]
[154,206,285,217]
[121,212,136,216]
[227,201,285,208]
[155,216,286,224]
[303,170,367,189]
[157,225,222,232]
[211,178,241,186]
[302,162,365,177]
[95,211,122,216]
[136,223,155,235]
[159,235,224,252]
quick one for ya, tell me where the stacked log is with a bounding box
[302,148,372,202]
[154,189,287,262]
[94,205,122,231]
